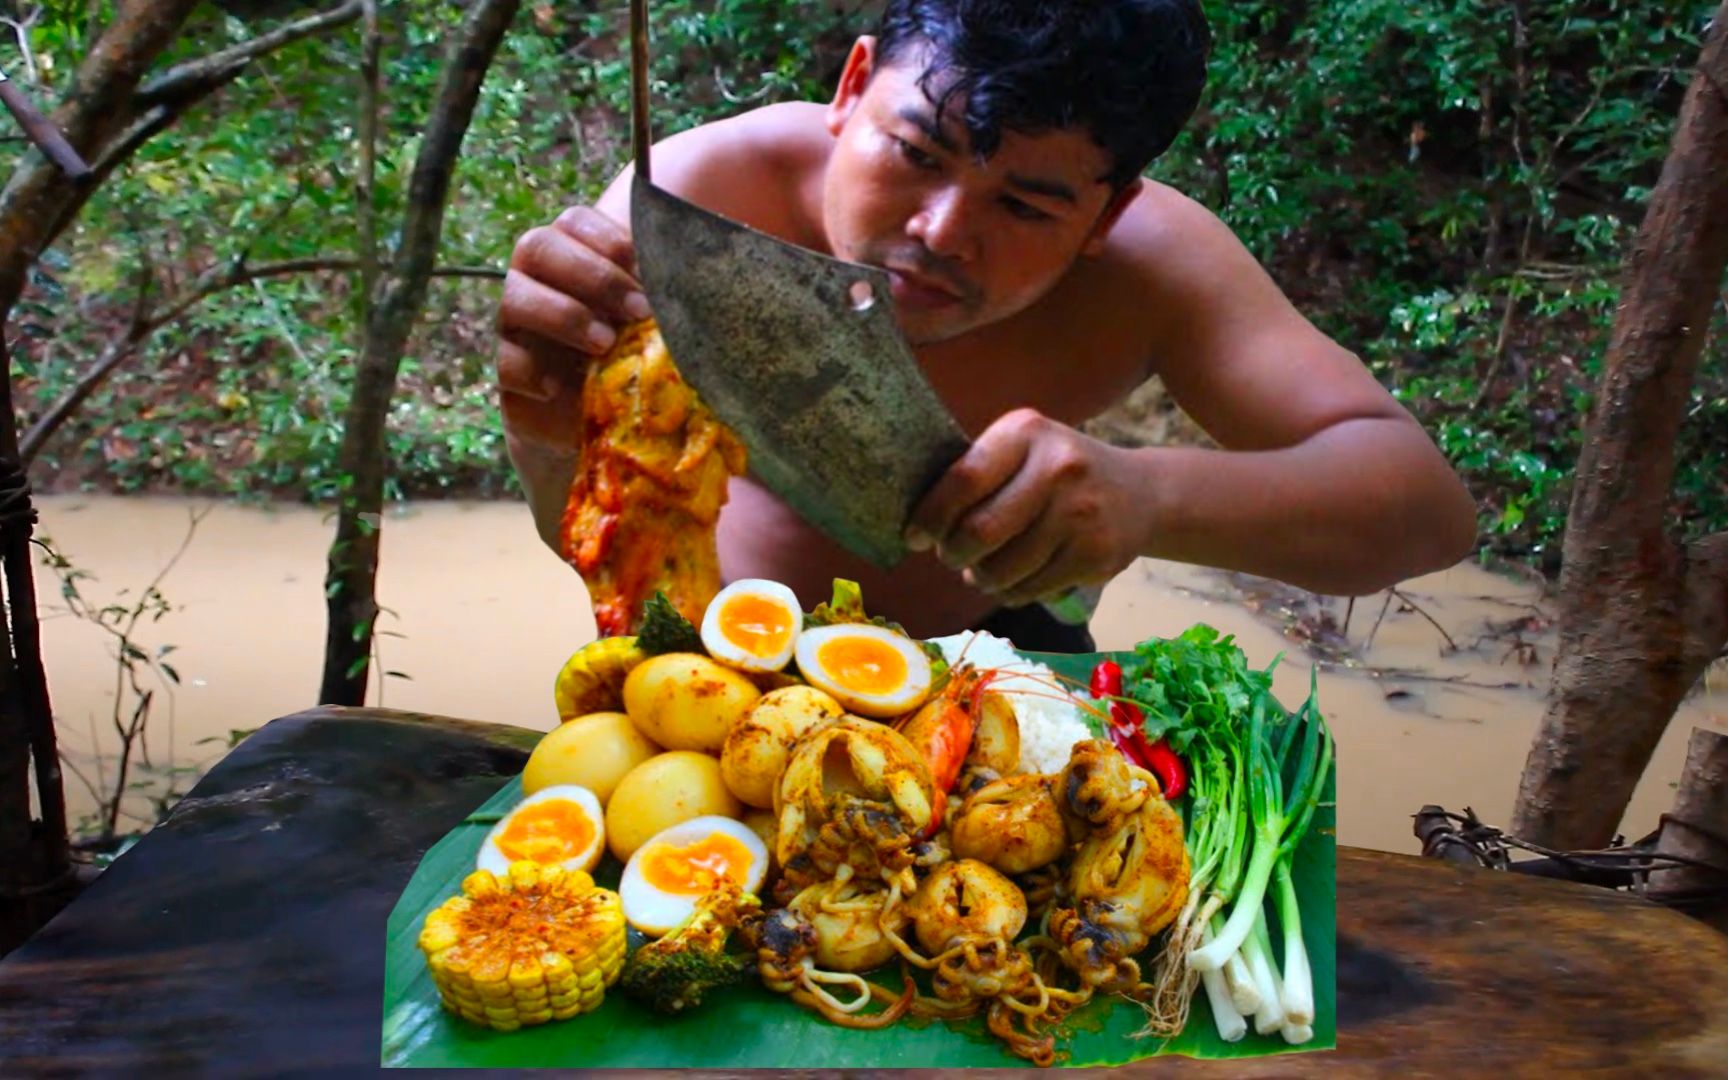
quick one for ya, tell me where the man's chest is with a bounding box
[916,317,1153,437]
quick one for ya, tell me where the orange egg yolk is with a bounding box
[818,636,907,696]
[496,801,595,865]
[642,834,754,895]
[720,594,795,658]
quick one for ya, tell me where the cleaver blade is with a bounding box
[631,174,972,569]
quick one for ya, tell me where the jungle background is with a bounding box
[0,0,1724,935]
[11,0,1721,562]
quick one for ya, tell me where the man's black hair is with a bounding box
[874,0,1211,189]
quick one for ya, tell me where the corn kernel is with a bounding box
[508,957,543,990]
[419,924,460,953]
[509,861,540,890]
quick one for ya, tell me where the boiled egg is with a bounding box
[618,815,769,937]
[794,623,934,718]
[700,578,802,673]
[476,784,605,877]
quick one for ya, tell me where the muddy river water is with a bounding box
[32,495,1727,855]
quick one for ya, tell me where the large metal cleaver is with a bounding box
[625,0,970,569]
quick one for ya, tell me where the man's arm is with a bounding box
[1134,187,1477,592]
[908,186,1477,601]
[508,432,578,553]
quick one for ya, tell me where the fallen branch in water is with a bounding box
[1366,668,1528,692]
[1389,588,1459,654]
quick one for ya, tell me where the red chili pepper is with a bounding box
[1142,738,1188,800]
[1089,660,1124,700]
[1089,660,1188,799]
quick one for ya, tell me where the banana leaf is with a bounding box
[380,648,1336,1067]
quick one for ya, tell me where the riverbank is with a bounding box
[33,494,1725,855]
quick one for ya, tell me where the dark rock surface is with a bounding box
[0,707,532,1076]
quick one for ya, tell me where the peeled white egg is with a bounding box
[618,815,769,937]
[476,784,605,877]
[794,623,934,718]
[700,579,803,674]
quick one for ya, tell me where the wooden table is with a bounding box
[2,707,1725,1077]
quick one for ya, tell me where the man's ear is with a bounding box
[826,37,877,136]
[1082,178,1144,256]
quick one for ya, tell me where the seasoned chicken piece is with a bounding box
[560,319,747,636]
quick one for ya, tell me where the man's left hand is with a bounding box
[905,408,1152,608]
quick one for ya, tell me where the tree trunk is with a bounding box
[1649,728,1728,932]
[1510,5,1728,849]
[319,0,521,705]
[0,1,362,956]
[0,0,205,958]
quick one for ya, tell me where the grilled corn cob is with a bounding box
[418,860,626,1032]
[553,635,648,721]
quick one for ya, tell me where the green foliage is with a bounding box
[35,510,208,849]
[1150,0,1726,567]
[8,0,1726,578]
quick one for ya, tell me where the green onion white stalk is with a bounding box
[1245,909,1285,1036]
[1134,652,1332,1047]
[1196,924,1246,1042]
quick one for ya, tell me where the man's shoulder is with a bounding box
[1043,180,1271,385]
[1079,180,1275,335]
[1099,180,1244,284]
[651,103,831,239]
[671,102,829,159]
[1054,181,1240,326]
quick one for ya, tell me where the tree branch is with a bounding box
[29,2,364,293]
[21,334,134,467]
[1561,6,1728,547]
[136,0,364,109]
[18,258,502,463]
[321,0,521,706]
[389,0,520,294]
[430,265,506,280]
[3,11,42,87]
[355,0,381,313]
[1513,1,1728,849]
[0,0,204,312]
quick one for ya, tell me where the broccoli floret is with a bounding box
[619,883,760,1015]
[636,591,704,655]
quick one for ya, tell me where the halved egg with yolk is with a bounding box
[700,579,802,673]
[476,784,606,877]
[618,815,768,936]
[794,623,934,718]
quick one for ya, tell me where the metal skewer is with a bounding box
[629,0,651,184]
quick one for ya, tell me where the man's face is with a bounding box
[822,39,1138,346]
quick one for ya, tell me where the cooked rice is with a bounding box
[926,630,1098,776]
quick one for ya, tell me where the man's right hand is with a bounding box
[495,205,653,454]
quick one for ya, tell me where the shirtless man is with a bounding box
[496,0,1478,650]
